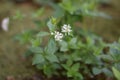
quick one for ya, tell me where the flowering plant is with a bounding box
[15,0,119,80]
[16,17,120,80]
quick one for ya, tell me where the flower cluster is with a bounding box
[51,31,63,41]
[51,24,72,41]
[62,24,72,35]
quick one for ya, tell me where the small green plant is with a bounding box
[16,0,119,80]
[17,17,120,80]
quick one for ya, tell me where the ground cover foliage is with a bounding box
[16,0,120,80]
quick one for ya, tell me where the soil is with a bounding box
[0,0,120,80]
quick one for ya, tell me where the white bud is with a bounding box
[62,24,72,35]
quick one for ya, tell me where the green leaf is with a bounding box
[43,64,54,78]
[86,36,95,45]
[93,47,103,56]
[67,70,73,77]
[77,73,83,80]
[102,68,113,77]
[16,30,33,44]
[59,41,68,52]
[59,1,72,13]
[53,5,64,18]
[66,59,73,67]
[62,59,73,70]
[67,63,80,78]
[100,54,114,62]
[45,54,59,63]
[37,31,49,37]
[69,37,78,49]
[71,63,80,72]
[32,8,44,18]
[71,52,81,61]
[112,67,120,80]
[36,64,44,69]
[92,67,102,75]
[69,38,77,44]
[45,38,57,54]
[32,54,44,65]
[59,0,80,14]
[30,47,43,54]
[13,10,25,20]
[31,38,41,47]
[62,64,69,70]
[47,19,56,32]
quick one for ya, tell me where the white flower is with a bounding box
[62,24,72,35]
[1,17,9,32]
[51,32,54,35]
[54,31,63,41]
